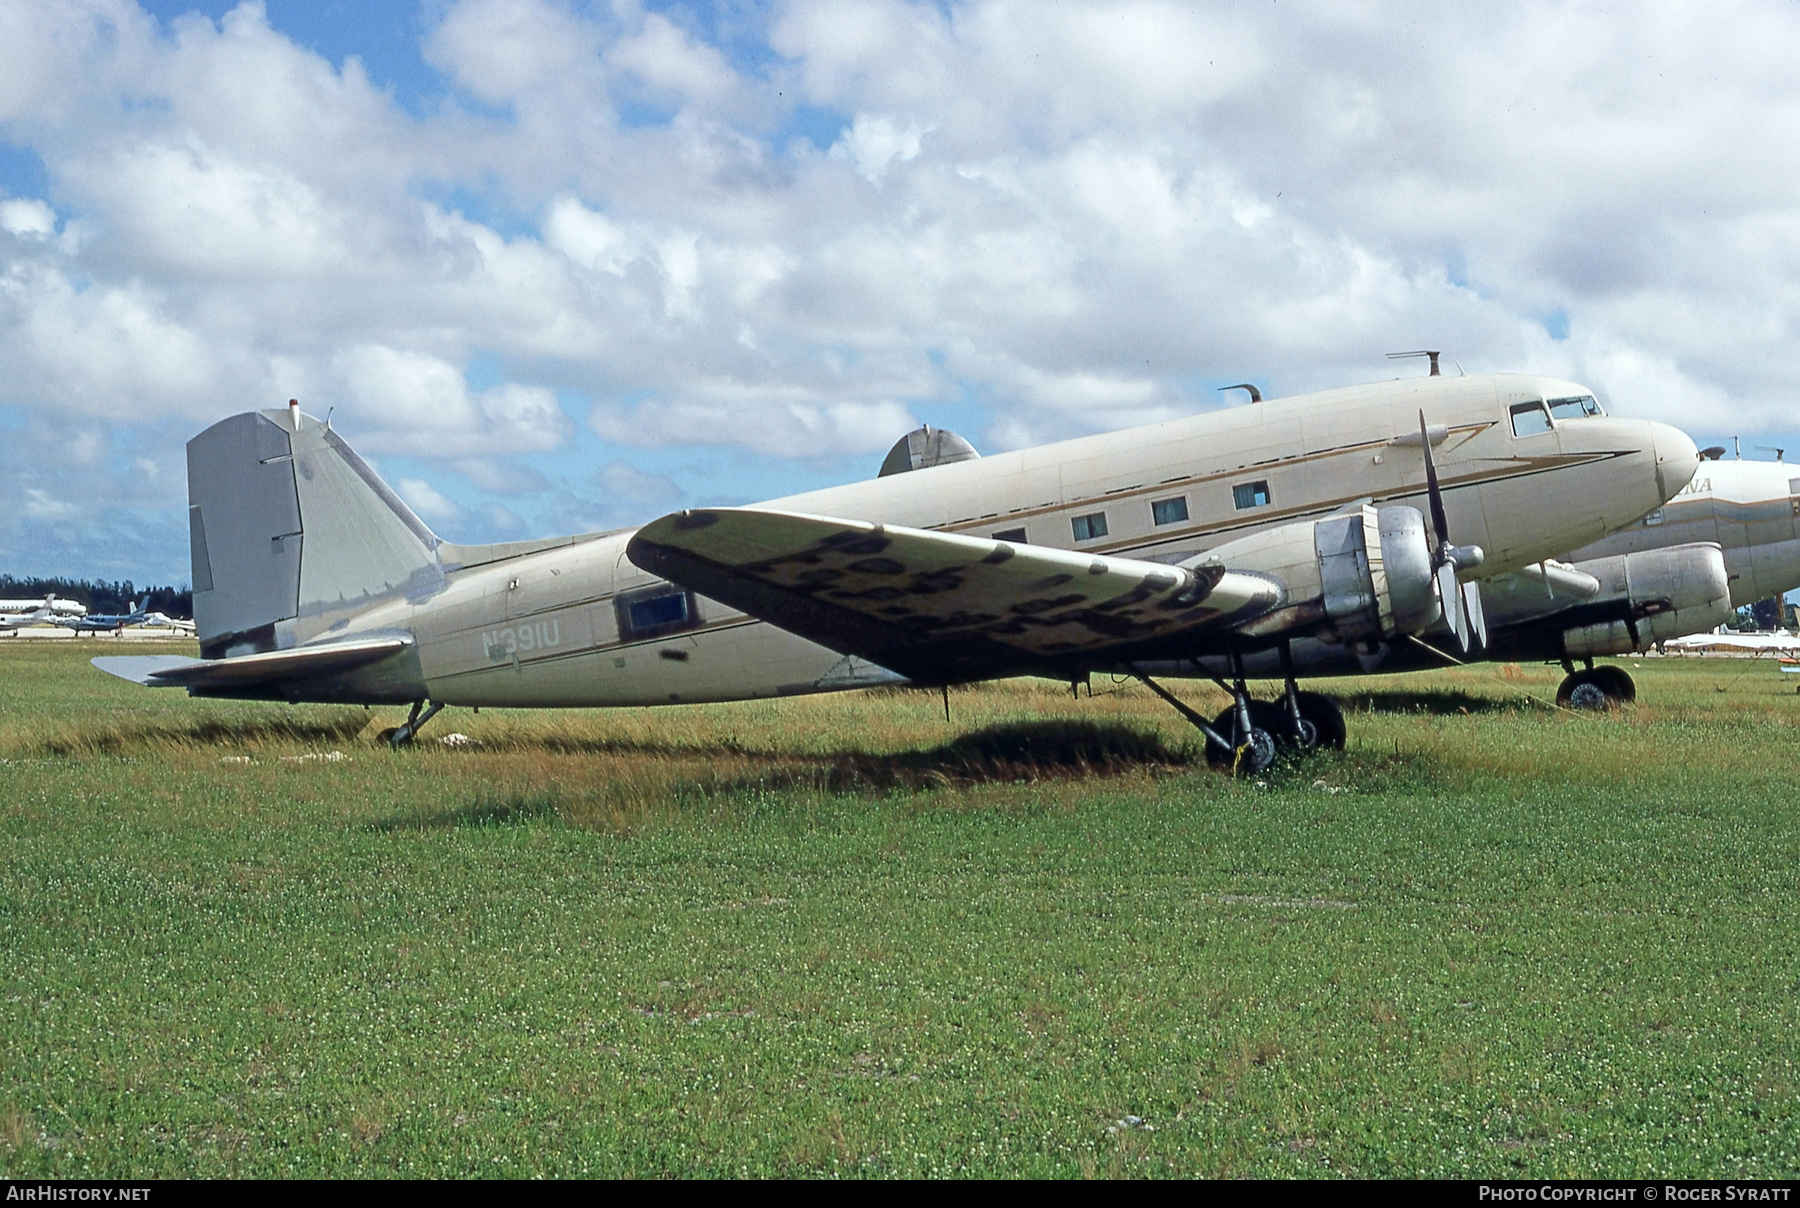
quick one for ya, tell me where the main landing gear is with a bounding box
[1133,644,1346,776]
[378,699,445,746]
[1556,658,1636,710]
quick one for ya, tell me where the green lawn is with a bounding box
[1,641,1798,1177]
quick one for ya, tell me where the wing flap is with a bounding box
[98,636,411,690]
[628,508,1281,681]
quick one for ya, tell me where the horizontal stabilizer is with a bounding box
[628,508,1281,682]
[95,637,410,690]
[92,655,205,685]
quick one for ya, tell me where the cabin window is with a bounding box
[1232,481,1271,510]
[615,584,701,643]
[1548,394,1604,420]
[1642,507,1664,526]
[1510,402,1553,437]
[1070,512,1108,542]
[991,527,1027,543]
[1151,497,1189,526]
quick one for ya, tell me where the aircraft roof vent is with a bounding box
[878,425,981,477]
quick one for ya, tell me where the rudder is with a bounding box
[187,406,441,658]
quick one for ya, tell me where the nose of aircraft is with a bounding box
[1649,421,1700,502]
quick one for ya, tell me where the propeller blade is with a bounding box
[1461,579,1488,654]
[1437,561,1469,654]
[1418,410,1452,556]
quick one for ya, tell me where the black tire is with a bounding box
[1203,706,1278,775]
[1589,663,1637,703]
[1557,669,1622,710]
[1248,698,1318,751]
[1294,691,1347,750]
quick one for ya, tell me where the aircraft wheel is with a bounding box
[1246,699,1317,751]
[1294,692,1347,751]
[1557,669,1629,710]
[1589,664,1637,703]
[1204,706,1279,776]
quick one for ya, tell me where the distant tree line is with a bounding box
[0,575,192,619]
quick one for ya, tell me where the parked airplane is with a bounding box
[0,594,84,629]
[62,600,197,635]
[0,594,84,622]
[96,379,1698,772]
[1202,454,1797,709]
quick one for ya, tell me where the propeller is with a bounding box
[1417,411,1488,655]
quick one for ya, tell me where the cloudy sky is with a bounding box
[2,0,1796,584]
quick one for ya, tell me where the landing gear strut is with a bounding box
[382,699,445,746]
[1133,666,1276,776]
[1556,664,1635,710]
[1132,648,1347,776]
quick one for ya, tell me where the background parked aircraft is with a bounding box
[0,595,85,621]
[61,600,197,635]
[0,595,85,630]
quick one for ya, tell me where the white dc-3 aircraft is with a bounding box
[96,372,1701,772]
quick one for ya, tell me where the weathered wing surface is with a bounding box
[627,509,1282,682]
[94,636,409,690]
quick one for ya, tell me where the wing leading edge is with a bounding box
[627,508,1282,683]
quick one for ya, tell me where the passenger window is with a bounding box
[1232,481,1271,510]
[991,527,1026,543]
[1510,402,1553,437]
[1548,395,1604,420]
[615,584,701,643]
[1151,497,1189,526]
[1642,508,1664,527]
[1070,513,1108,542]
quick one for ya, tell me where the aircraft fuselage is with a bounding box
[308,372,1691,707]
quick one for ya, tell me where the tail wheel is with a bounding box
[1294,692,1347,750]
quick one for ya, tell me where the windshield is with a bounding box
[1510,402,1553,438]
[1547,394,1605,420]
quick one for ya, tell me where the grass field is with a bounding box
[2,641,1798,1178]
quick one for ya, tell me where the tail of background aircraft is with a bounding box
[187,404,443,659]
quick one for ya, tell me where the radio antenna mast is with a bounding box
[1386,350,1441,376]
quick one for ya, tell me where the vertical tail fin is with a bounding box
[187,408,442,658]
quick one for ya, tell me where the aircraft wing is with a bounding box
[94,636,410,690]
[627,508,1281,682]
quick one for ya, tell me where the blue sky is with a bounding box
[2,0,1797,585]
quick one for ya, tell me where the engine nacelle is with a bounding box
[1189,505,1440,642]
[1560,542,1731,657]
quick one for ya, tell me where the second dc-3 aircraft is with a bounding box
[97,370,1700,773]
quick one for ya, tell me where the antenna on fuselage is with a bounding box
[1387,350,1442,376]
[1734,436,1742,459]
[1217,383,1262,403]
[1756,445,1786,462]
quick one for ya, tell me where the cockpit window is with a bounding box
[1509,402,1553,437]
[1547,394,1604,420]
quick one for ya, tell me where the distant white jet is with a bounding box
[0,594,84,629]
